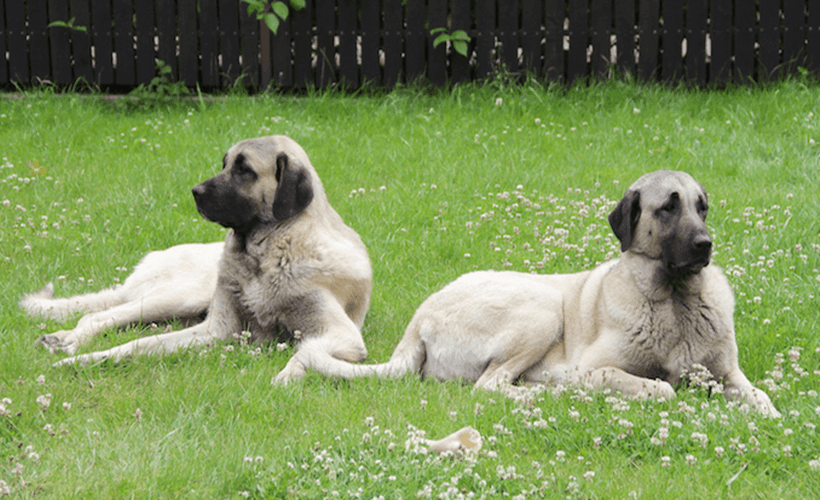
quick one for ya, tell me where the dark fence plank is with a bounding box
[48,0,72,85]
[475,0,495,79]
[239,6,260,88]
[522,0,543,77]
[360,0,381,86]
[30,0,51,82]
[809,0,820,75]
[382,0,402,86]
[199,0,219,87]
[685,0,706,85]
[316,0,336,87]
[710,0,731,85]
[69,0,93,84]
[292,0,312,88]
[0,0,7,83]
[7,0,29,82]
[450,0,470,84]
[544,0,564,82]
[614,0,635,77]
[135,0,155,85]
[734,0,756,83]
[758,0,780,79]
[90,0,113,85]
[272,8,293,86]
[405,0,425,82]
[591,0,612,78]
[567,0,589,83]
[219,0,241,86]
[112,0,135,86]
[783,0,805,74]
[638,0,659,81]
[338,0,358,87]
[156,0,178,81]
[427,0,447,86]
[661,0,683,83]
[498,0,518,74]
[178,0,198,86]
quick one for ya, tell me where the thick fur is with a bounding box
[52,135,372,384]
[297,170,780,417]
[20,242,223,355]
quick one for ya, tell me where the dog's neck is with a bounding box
[620,252,704,301]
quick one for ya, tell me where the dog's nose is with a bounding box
[693,234,712,252]
[192,184,206,199]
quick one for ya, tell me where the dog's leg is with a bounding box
[722,366,781,418]
[579,366,676,400]
[277,294,368,384]
[38,290,211,355]
[53,279,240,367]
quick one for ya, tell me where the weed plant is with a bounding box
[1,80,819,498]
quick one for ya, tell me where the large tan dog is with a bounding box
[48,135,372,384]
[21,242,223,355]
[297,170,780,417]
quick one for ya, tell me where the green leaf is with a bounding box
[289,0,306,10]
[271,1,289,20]
[430,27,447,35]
[451,30,471,42]
[453,40,468,57]
[432,33,449,49]
[264,12,280,34]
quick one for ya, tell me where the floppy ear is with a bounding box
[608,189,641,252]
[272,153,314,220]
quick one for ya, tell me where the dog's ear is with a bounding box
[272,153,314,220]
[608,189,641,252]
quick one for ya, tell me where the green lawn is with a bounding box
[1,80,819,498]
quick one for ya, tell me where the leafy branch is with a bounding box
[243,0,306,35]
[47,18,87,33]
[430,28,471,58]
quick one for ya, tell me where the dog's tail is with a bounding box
[296,318,427,380]
[19,283,124,321]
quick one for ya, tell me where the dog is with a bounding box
[296,170,780,417]
[21,242,223,355]
[49,135,372,384]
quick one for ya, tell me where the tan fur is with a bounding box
[52,135,372,384]
[297,170,780,417]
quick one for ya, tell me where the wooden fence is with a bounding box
[1,0,819,91]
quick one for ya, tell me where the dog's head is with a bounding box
[192,136,317,235]
[608,170,712,278]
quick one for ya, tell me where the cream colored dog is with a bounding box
[45,135,372,384]
[297,170,780,417]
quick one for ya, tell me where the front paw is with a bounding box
[273,357,307,385]
[633,380,676,401]
[53,354,88,368]
[748,388,781,418]
[37,331,80,355]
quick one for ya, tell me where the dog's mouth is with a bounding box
[666,257,710,277]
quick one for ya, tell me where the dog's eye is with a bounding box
[697,198,708,216]
[660,194,678,213]
[233,161,257,180]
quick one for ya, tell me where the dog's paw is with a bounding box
[272,358,307,385]
[632,380,676,401]
[748,388,781,419]
[425,426,483,455]
[52,354,89,368]
[37,332,79,355]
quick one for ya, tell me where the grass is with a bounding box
[1,79,819,498]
